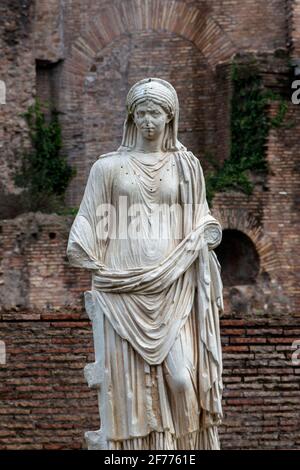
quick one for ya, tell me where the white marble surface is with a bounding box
[67,78,223,450]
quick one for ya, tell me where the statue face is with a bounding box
[133,100,170,141]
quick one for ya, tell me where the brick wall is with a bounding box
[66,31,219,204]
[0,0,35,218]
[34,0,64,63]
[0,214,90,312]
[262,103,300,314]
[0,315,299,450]
[0,195,299,450]
[59,0,286,206]
[0,319,97,450]
[0,0,299,451]
[212,65,300,316]
[220,317,300,450]
[287,0,300,59]
[209,0,287,52]
[0,0,289,212]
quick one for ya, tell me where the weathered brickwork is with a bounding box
[0,0,289,210]
[212,76,300,315]
[0,0,35,218]
[262,103,300,314]
[0,318,299,450]
[0,320,97,450]
[34,0,64,63]
[0,0,299,451]
[65,31,220,203]
[220,318,300,450]
[0,214,90,313]
[287,0,300,59]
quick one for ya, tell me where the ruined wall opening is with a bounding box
[36,59,63,112]
[82,31,216,161]
[215,229,260,286]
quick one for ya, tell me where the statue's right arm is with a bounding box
[66,157,111,271]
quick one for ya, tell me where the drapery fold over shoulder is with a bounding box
[67,149,223,426]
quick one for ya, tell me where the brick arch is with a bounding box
[65,0,237,85]
[212,208,280,276]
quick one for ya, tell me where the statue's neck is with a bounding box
[131,149,162,155]
[134,133,164,153]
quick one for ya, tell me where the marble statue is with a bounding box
[67,78,224,450]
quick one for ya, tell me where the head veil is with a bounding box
[118,77,186,152]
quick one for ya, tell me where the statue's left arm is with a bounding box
[192,152,223,307]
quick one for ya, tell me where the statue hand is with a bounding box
[204,225,222,250]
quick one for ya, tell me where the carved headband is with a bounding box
[126,78,177,117]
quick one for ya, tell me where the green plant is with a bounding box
[206,61,289,205]
[56,206,79,217]
[15,99,75,212]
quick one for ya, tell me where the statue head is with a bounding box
[119,78,186,152]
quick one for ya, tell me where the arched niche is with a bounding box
[82,31,216,168]
[215,229,260,287]
[63,0,237,206]
[66,31,219,206]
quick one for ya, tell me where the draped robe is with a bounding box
[67,148,223,450]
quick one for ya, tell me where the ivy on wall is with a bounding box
[15,100,75,212]
[206,61,289,204]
